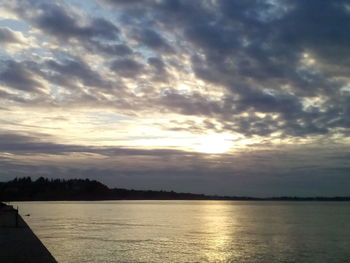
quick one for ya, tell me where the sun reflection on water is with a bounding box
[196,202,237,262]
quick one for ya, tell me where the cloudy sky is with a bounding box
[1,0,350,196]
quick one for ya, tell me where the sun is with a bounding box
[194,134,233,154]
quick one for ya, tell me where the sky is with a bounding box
[0,0,350,197]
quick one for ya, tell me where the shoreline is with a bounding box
[0,202,58,263]
[7,198,350,202]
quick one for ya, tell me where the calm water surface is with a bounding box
[12,201,350,263]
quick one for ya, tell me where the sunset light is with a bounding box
[1,1,350,263]
[0,0,349,196]
[194,134,234,154]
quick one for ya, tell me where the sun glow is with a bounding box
[194,134,234,154]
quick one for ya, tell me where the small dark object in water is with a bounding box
[25,214,30,216]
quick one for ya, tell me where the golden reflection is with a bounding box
[197,201,237,262]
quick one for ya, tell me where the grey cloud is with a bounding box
[1,140,350,196]
[34,3,119,41]
[0,27,23,44]
[110,58,144,78]
[1,0,350,197]
[159,91,222,116]
[185,23,240,53]
[148,57,169,82]
[236,90,302,116]
[153,0,350,137]
[0,132,190,156]
[101,0,146,6]
[157,119,221,134]
[0,89,36,104]
[2,0,350,139]
[132,28,173,53]
[148,57,165,70]
[46,58,104,87]
[223,115,280,137]
[0,133,85,155]
[5,0,121,56]
[154,0,212,27]
[0,60,43,92]
[94,43,133,56]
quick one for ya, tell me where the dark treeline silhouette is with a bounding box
[0,177,229,201]
[1,177,350,201]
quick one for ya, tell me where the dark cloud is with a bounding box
[185,24,240,53]
[0,89,31,104]
[148,57,165,70]
[46,58,104,87]
[151,0,350,137]
[0,133,84,154]
[3,0,349,138]
[147,57,169,82]
[132,28,173,53]
[235,89,303,116]
[5,0,121,56]
[0,60,43,92]
[1,0,350,195]
[159,91,222,116]
[34,3,119,41]
[101,0,146,6]
[110,58,144,78]
[95,43,133,56]
[0,27,22,44]
[1,134,350,196]
[0,132,190,156]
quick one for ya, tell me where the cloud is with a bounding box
[1,132,350,196]
[0,60,43,92]
[95,43,133,56]
[4,0,120,56]
[2,0,349,138]
[0,132,190,156]
[32,3,119,41]
[0,132,84,154]
[45,58,104,88]
[153,0,350,137]
[1,0,350,195]
[159,91,221,116]
[131,28,174,53]
[0,27,24,44]
[148,57,165,71]
[147,57,169,82]
[101,0,146,6]
[110,58,144,78]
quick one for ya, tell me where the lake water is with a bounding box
[12,201,350,263]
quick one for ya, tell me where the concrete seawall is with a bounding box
[0,203,58,263]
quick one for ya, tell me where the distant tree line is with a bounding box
[1,177,350,201]
[0,177,110,201]
[0,177,222,201]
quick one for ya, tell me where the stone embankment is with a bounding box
[0,202,58,263]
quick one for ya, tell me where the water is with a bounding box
[12,201,350,263]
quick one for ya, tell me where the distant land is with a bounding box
[1,177,350,201]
